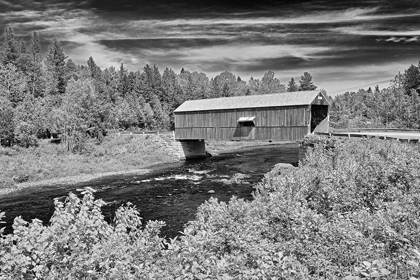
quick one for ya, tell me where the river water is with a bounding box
[0,143,300,238]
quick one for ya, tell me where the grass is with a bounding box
[0,134,178,196]
[0,136,289,196]
[206,139,292,153]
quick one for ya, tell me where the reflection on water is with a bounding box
[0,143,300,238]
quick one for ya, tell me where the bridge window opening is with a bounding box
[241,121,254,127]
[238,116,256,127]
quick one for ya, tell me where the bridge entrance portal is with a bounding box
[311,105,329,132]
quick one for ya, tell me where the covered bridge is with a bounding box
[173,90,330,158]
[175,90,329,141]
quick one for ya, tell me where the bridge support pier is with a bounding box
[179,140,207,159]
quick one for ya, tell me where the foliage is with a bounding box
[287,77,299,92]
[1,26,320,150]
[0,96,14,146]
[2,138,420,279]
[331,62,420,129]
[299,72,317,91]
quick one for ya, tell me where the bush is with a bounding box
[2,138,420,279]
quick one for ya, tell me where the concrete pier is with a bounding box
[179,140,207,159]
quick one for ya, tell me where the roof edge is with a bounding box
[174,104,310,113]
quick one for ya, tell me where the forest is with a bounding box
[0,27,318,153]
[330,66,420,129]
[2,26,419,153]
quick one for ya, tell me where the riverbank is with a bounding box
[0,134,178,196]
[206,139,293,154]
[0,135,285,196]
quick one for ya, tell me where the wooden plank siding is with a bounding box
[174,105,311,141]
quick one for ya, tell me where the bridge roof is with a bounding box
[174,90,326,113]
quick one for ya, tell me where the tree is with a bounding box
[57,78,104,152]
[87,56,101,80]
[287,78,299,92]
[13,94,42,147]
[260,71,285,94]
[45,37,67,94]
[117,63,129,97]
[212,71,237,97]
[0,96,14,146]
[299,72,317,91]
[178,69,211,101]
[112,96,138,129]
[403,64,420,94]
[65,59,77,81]
[0,26,20,66]
[248,77,260,95]
[162,68,180,105]
[27,31,44,97]
[0,63,27,105]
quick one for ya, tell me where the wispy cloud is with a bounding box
[0,0,419,93]
[0,0,23,9]
[333,26,420,36]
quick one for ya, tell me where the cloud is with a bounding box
[0,0,419,95]
[376,36,419,43]
[333,26,420,36]
[0,0,23,9]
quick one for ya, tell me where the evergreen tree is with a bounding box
[45,37,67,94]
[1,26,20,66]
[28,31,44,96]
[117,63,129,97]
[287,78,299,92]
[65,59,77,81]
[29,31,40,56]
[162,67,182,108]
[299,72,317,91]
[87,56,101,79]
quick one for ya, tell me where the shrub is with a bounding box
[2,138,420,279]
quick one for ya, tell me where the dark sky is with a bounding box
[1,0,419,94]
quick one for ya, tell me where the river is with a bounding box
[0,143,300,238]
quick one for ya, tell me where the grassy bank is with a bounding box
[206,139,292,153]
[0,134,178,196]
[0,136,284,196]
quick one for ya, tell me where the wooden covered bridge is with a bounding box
[173,90,330,158]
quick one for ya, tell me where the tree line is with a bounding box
[0,27,318,151]
[330,63,420,129]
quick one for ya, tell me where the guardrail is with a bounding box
[331,128,418,133]
[110,130,175,136]
[315,131,420,142]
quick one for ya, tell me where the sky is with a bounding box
[0,0,419,95]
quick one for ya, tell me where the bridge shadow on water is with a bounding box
[0,143,300,239]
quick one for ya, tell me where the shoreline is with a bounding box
[1,140,296,197]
